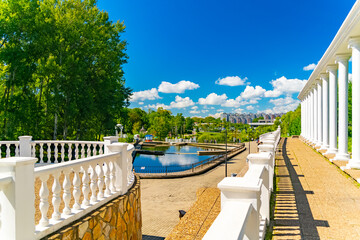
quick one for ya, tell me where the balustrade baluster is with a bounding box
[61,143,65,162]
[15,143,19,157]
[87,144,91,157]
[81,166,90,207]
[47,143,52,162]
[68,144,72,161]
[92,144,96,156]
[40,143,44,163]
[54,143,59,163]
[62,170,71,215]
[39,175,50,227]
[99,144,103,155]
[89,165,98,203]
[52,172,61,220]
[75,143,79,160]
[104,162,111,196]
[6,144,10,158]
[32,143,36,158]
[96,164,104,199]
[0,144,2,158]
[81,144,85,159]
[72,167,81,210]
[109,161,116,193]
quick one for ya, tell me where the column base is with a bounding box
[315,142,322,148]
[325,148,337,154]
[320,144,329,150]
[334,152,350,161]
[346,160,360,170]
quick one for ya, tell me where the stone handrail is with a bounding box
[0,141,20,158]
[204,126,280,240]
[0,137,135,240]
[31,140,105,164]
[0,136,121,164]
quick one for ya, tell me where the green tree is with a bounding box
[0,0,131,140]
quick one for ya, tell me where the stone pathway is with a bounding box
[272,138,360,239]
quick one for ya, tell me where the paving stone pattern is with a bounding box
[272,138,360,239]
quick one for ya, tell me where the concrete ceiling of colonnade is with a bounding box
[298,0,360,100]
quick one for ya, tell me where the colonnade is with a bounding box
[300,37,360,169]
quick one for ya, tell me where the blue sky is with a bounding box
[97,0,355,118]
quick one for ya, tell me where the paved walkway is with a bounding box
[272,138,360,239]
[141,141,258,240]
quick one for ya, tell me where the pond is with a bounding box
[133,145,218,174]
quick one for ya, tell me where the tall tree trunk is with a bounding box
[53,113,58,140]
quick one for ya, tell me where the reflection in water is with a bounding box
[134,145,213,167]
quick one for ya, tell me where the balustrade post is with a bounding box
[106,142,129,194]
[18,136,32,157]
[246,152,273,224]
[103,136,119,154]
[0,157,37,240]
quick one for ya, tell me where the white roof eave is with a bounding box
[298,0,360,100]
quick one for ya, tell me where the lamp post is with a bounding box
[223,126,228,177]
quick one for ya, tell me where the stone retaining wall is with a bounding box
[45,176,142,240]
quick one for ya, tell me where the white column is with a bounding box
[306,95,309,140]
[301,100,304,137]
[310,90,315,142]
[348,38,360,168]
[307,94,310,140]
[313,86,318,145]
[335,54,350,161]
[320,74,329,150]
[326,65,338,154]
[316,80,323,147]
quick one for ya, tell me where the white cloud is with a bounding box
[349,73,352,82]
[191,106,198,110]
[158,80,199,93]
[215,76,248,86]
[264,76,307,97]
[190,109,200,114]
[221,99,241,108]
[246,105,254,110]
[234,108,244,114]
[263,109,274,114]
[240,86,266,99]
[303,63,317,71]
[138,102,144,105]
[217,109,225,112]
[208,112,222,119]
[147,103,169,110]
[130,88,161,102]
[169,96,195,108]
[198,93,228,105]
[269,96,300,113]
[202,110,209,113]
[264,90,282,98]
[146,96,194,110]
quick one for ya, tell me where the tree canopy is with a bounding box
[0,0,131,140]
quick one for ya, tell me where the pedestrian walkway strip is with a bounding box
[271,138,360,239]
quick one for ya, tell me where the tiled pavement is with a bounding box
[272,138,360,239]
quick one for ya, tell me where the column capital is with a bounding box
[320,73,329,81]
[314,78,322,85]
[348,36,360,50]
[336,53,351,64]
[326,64,337,74]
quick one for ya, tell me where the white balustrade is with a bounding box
[0,137,134,240]
[205,128,280,240]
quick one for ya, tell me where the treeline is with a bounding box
[120,107,280,142]
[0,0,131,140]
